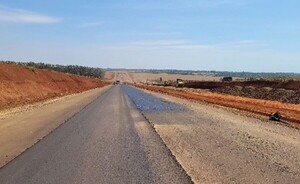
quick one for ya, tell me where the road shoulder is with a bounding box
[0,85,111,168]
[133,86,300,183]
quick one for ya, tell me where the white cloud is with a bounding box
[0,7,60,24]
[79,22,104,28]
[129,40,190,46]
[218,40,266,48]
[103,40,216,50]
[112,0,247,11]
[55,39,260,51]
[101,39,262,50]
[81,39,262,52]
[195,0,241,8]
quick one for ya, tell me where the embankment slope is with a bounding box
[0,63,107,110]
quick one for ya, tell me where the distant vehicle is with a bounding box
[176,79,184,88]
[222,77,233,82]
[113,80,120,85]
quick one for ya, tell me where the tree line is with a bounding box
[1,61,105,79]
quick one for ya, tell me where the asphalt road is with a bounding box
[0,85,192,184]
[1,84,299,184]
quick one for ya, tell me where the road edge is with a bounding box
[0,85,112,169]
[123,85,195,184]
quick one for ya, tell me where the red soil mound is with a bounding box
[135,84,300,125]
[0,63,108,110]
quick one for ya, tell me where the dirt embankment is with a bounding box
[136,77,300,104]
[158,80,300,104]
[211,86,300,104]
[169,80,300,104]
[184,80,300,90]
[134,84,300,125]
[0,63,108,110]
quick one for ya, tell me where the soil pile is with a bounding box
[0,63,107,110]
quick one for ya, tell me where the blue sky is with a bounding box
[0,0,300,72]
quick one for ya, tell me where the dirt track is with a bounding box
[0,63,107,110]
[134,84,300,126]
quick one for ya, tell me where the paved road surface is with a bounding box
[0,85,192,184]
[1,84,300,184]
[0,87,110,168]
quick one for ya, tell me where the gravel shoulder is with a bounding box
[0,85,111,168]
[131,86,300,184]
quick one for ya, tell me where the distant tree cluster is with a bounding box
[1,61,105,79]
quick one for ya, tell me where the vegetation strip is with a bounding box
[134,84,300,125]
[1,61,105,78]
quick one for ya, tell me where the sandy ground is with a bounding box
[130,72,222,83]
[137,87,300,184]
[0,85,111,167]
